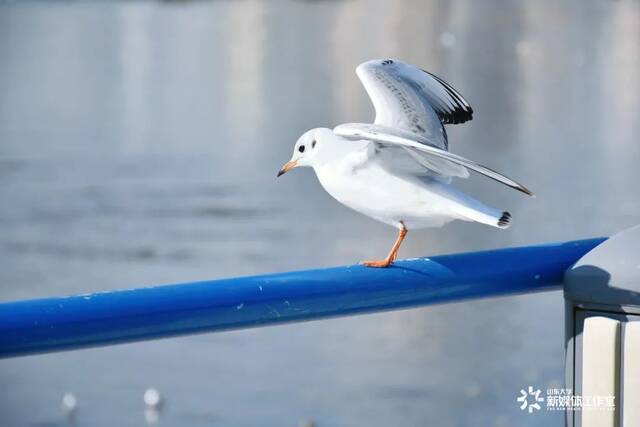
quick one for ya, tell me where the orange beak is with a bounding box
[277,160,298,177]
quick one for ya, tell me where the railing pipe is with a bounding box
[0,238,605,358]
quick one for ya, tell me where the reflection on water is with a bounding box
[0,0,639,426]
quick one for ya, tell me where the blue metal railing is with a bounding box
[0,238,605,358]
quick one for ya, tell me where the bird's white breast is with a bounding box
[314,147,461,229]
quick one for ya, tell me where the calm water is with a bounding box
[1,1,639,426]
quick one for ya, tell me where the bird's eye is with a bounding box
[298,145,305,153]
[312,140,316,149]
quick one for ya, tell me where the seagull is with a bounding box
[277,59,533,268]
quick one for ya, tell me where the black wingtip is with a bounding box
[421,69,474,125]
[497,211,512,228]
[518,185,535,197]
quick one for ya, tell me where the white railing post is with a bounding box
[564,225,640,427]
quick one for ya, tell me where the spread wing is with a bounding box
[334,123,533,197]
[356,59,474,150]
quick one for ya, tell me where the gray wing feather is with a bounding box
[334,123,534,196]
[356,59,473,150]
[401,146,469,179]
[336,123,468,179]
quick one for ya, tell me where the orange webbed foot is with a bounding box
[361,222,407,268]
[361,259,393,268]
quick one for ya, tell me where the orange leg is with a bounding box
[362,223,408,268]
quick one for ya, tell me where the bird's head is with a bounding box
[277,128,331,177]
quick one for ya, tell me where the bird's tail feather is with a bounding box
[429,180,512,229]
[497,211,512,229]
[453,200,512,229]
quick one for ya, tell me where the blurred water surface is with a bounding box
[0,0,639,426]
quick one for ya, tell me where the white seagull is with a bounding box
[278,59,533,267]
